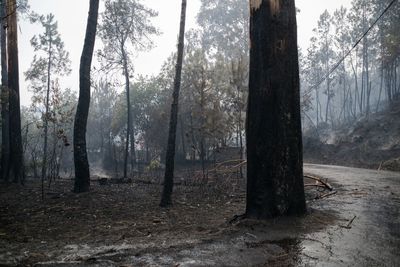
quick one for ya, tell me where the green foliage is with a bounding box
[145,159,162,172]
[25,12,71,117]
[23,13,73,179]
[98,0,159,73]
[197,0,249,59]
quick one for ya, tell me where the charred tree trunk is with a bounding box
[122,47,131,179]
[1,0,10,182]
[179,115,187,161]
[160,0,187,207]
[351,56,359,118]
[238,106,244,179]
[130,114,136,176]
[7,0,24,184]
[315,87,320,127]
[199,76,206,180]
[73,0,100,193]
[246,0,306,219]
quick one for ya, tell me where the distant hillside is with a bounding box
[303,100,400,171]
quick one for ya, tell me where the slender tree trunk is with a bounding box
[365,51,371,116]
[1,0,10,182]
[351,57,359,117]
[339,57,347,122]
[238,106,244,180]
[200,136,205,180]
[395,61,398,98]
[179,115,186,160]
[388,65,392,100]
[7,0,24,184]
[145,141,149,163]
[189,110,196,161]
[160,0,187,207]
[73,0,100,192]
[325,63,331,124]
[113,141,119,177]
[48,124,57,188]
[199,78,206,180]
[31,151,38,178]
[246,0,306,219]
[315,88,320,127]
[41,44,52,199]
[130,112,136,176]
[239,103,244,179]
[122,47,131,179]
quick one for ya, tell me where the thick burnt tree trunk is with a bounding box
[1,0,10,182]
[246,0,306,219]
[160,0,187,207]
[7,0,24,184]
[73,0,100,193]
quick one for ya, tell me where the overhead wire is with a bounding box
[310,0,399,90]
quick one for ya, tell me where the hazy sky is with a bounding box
[18,0,353,106]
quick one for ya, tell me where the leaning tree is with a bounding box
[160,0,187,207]
[73,0,100,193]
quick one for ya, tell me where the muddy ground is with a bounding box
[0,164,399,266]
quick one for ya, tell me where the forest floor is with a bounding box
[0,164,399,266]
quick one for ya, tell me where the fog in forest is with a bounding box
[1,0,399,266]
[16,0,399,180]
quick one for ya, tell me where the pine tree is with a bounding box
[98,0,158,179]
[25,14,71,196]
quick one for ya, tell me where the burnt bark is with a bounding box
[1,0,10,182]
[160,0,187,207]
[130,99,136,176]
[246,0,306,219]
[122,47,131,179]
[73,0,100,193]
[7,0,24,184]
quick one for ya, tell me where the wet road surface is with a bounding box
[301,164,400,266]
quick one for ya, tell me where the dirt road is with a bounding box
[300,164,400,266]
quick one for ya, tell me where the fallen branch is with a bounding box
[315,191,337,200]
[304,174,333,191]
[305,184,331,190]
[229,214,246,224]
[378,161,383,171]
[340,215,357,229]
[211,159,247,173]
